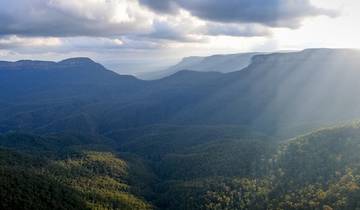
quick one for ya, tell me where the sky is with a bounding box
[0,0,359,74]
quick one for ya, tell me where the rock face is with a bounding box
[137,52,261,80]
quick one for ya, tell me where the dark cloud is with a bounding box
[145,21,190,41]
[139,0,337,28]
[138,0,178,13]
[142,20,207,42]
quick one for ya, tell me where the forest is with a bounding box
[2,123,360,209]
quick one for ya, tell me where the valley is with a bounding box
[1,48,360,210]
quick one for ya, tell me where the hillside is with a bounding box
[154,123,360,210]
[0,133,154,210]
[3,123,360,209]
[159,48,360,136]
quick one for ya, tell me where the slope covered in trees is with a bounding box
[3,123,360,209]
[0,134,154,210]
[154,123,360,210]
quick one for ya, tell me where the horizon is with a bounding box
[2,47,359,77]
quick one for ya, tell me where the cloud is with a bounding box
[145,20,196,42]
[0,0,340,71]
[0,0,271,48]
[139,16,209,42]
[0,0,335,40]
[139,0,337,28]
[138,0,178,14]
[0,35,62,49]
[0,35,166,54]
[203,23,271,37]
[0,0,153,37]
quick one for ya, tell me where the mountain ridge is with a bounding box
[137,52,262,80]
[1,48,360,136]
[0,57,100,70]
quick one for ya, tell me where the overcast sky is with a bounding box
[0,0,359,74]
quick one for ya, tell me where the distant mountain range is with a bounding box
[1,48,360,137]
[136,52,261,80]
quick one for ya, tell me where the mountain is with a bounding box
[2,49,360,209]
[2,49,360,137]
[137,52,261,80]
[0,57,147,134]
[166,49,360,135]
[0,57,145,108]
[138,48,360,136]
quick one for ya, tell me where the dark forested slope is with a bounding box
[154,123,360,210]
[0,134,154,210]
